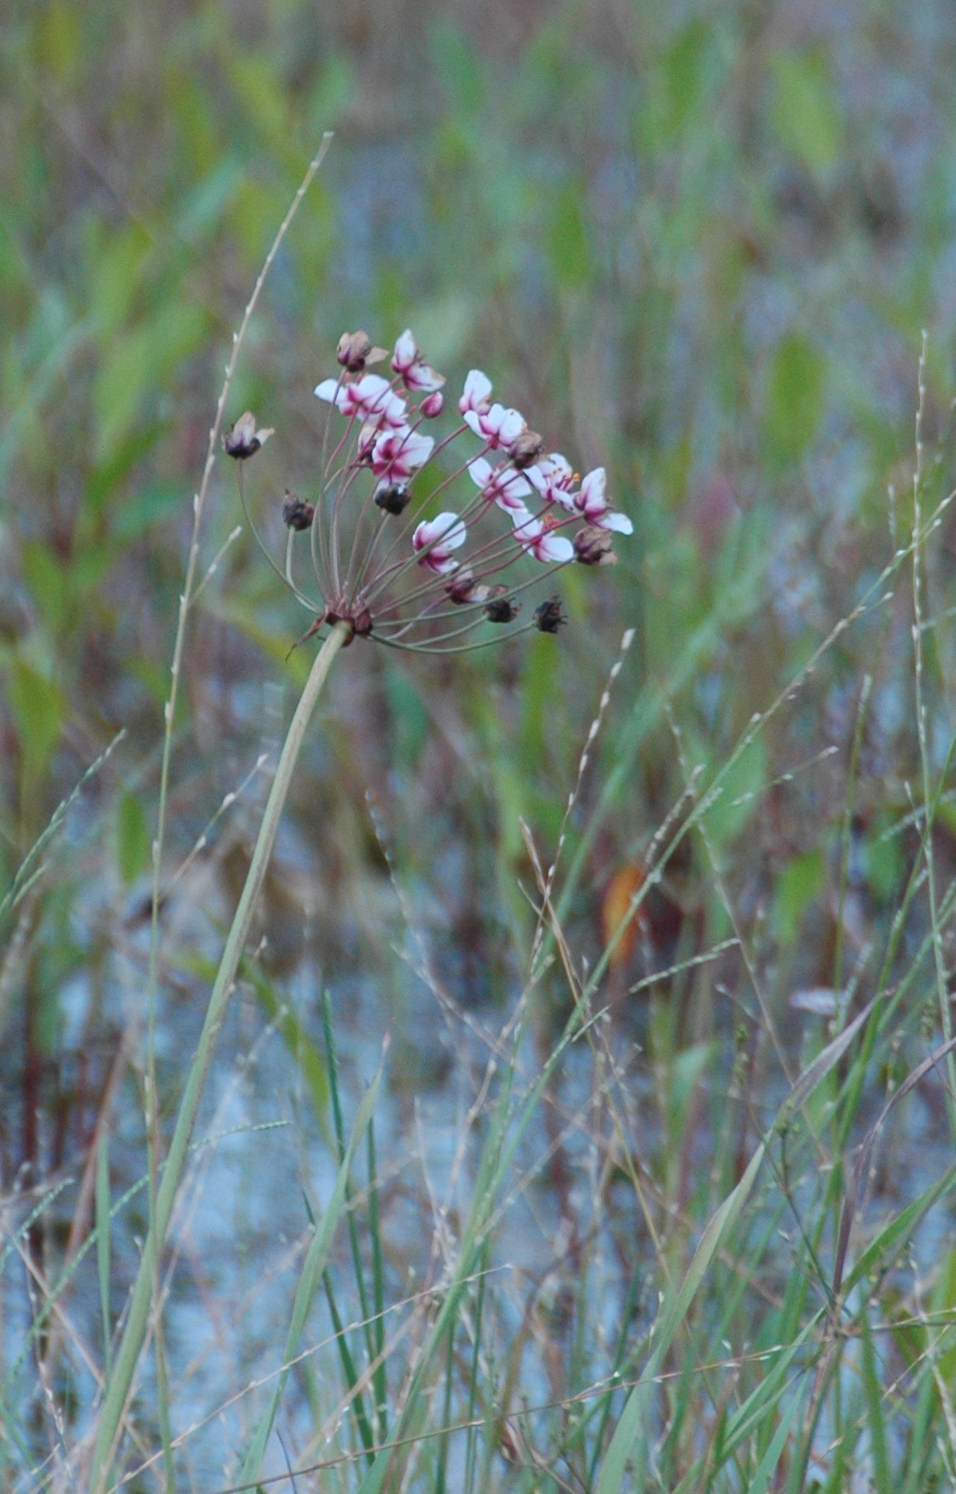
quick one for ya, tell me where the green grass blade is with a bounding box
[96,1132,112,1380]
[237,1055,383,1484]
[595,996,879,1493]
[748,1386,806,1494]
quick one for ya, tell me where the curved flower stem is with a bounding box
[358,442,493,596]
[90,623,350,1491]
[238,466,320,612]
[373,619,539,654]
[374,558,569,636]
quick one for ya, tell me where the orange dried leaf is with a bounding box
[602,864,648,969]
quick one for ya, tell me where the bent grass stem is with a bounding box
[136,136,332,1489]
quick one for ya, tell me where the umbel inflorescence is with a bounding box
[225,328,633,654]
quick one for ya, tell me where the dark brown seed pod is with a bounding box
[534,596,566,633]
[282,492,315,530]
[485,597,520,624]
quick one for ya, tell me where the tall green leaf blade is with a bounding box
[237,1059,383,1484]
[595,997,878,1492]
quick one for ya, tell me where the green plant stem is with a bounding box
[90,622,348,1491]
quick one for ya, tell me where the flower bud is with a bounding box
[421,390,444,419]
[485,597,520,624]
[282,491,315,530]
[534,596,566,634]
[445,569,490,605]
[356,422,379,463]
[510,429,543,469]
[574,525,617,566]
[224,411,274,460]
[374,482,411,515]
[336,330,388,374]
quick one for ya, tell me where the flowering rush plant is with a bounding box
[226,327,632,654]
[92,312,634,1483]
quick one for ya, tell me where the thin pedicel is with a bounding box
[226,327,633,653]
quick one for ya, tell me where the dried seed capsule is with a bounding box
[281,491,315,530]
[485,597,520,624]
[336,330,387,373]
[224,411,273,460]
[374,482,411,515]
[510,429,544,469]
[446,569,491,605]
[534,596,566,633]
[574,525,617,566]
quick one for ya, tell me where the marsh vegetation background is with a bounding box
[4,1,956,1489]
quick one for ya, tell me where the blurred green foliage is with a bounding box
[4,0,956,1481]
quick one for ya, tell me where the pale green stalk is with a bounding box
[90,622,349,1491]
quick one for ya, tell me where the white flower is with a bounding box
[392,329,445,393]
[512,513,574,564]
[314,373,407,430]
[528,452,577,512]
[574,467,633,534]
[459,369,493,415]
[370,428,434,483]
[464,401,527,451]
[412,512,467,574]
[468,457,531,514]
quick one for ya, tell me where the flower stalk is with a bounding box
[90,622,349,1490]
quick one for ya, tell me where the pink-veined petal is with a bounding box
[405,360,444,392]
[578,466,607,516]
[404,431,434,466]
[479,403,523,449]
[442,520,467,551]
[351,373,391,406]
[413,511,468,572]
[580,466,606,497]
[537,533,574,563]
[314,378,345,407]
[497,406,526,446]
[371,427,434,481]
[344,374,407,428]
[469,459,531,510]
[502,500,531,523]
[415,512,466,551]
[393,329,416,370]
[545,453,573,484]
[528,458,577,511]
[491,470,531,511]
[551,488,579,513]
[527,464,547,494]
[600,511,633,535]
[460,369,492,414]
[392,331,445,392]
